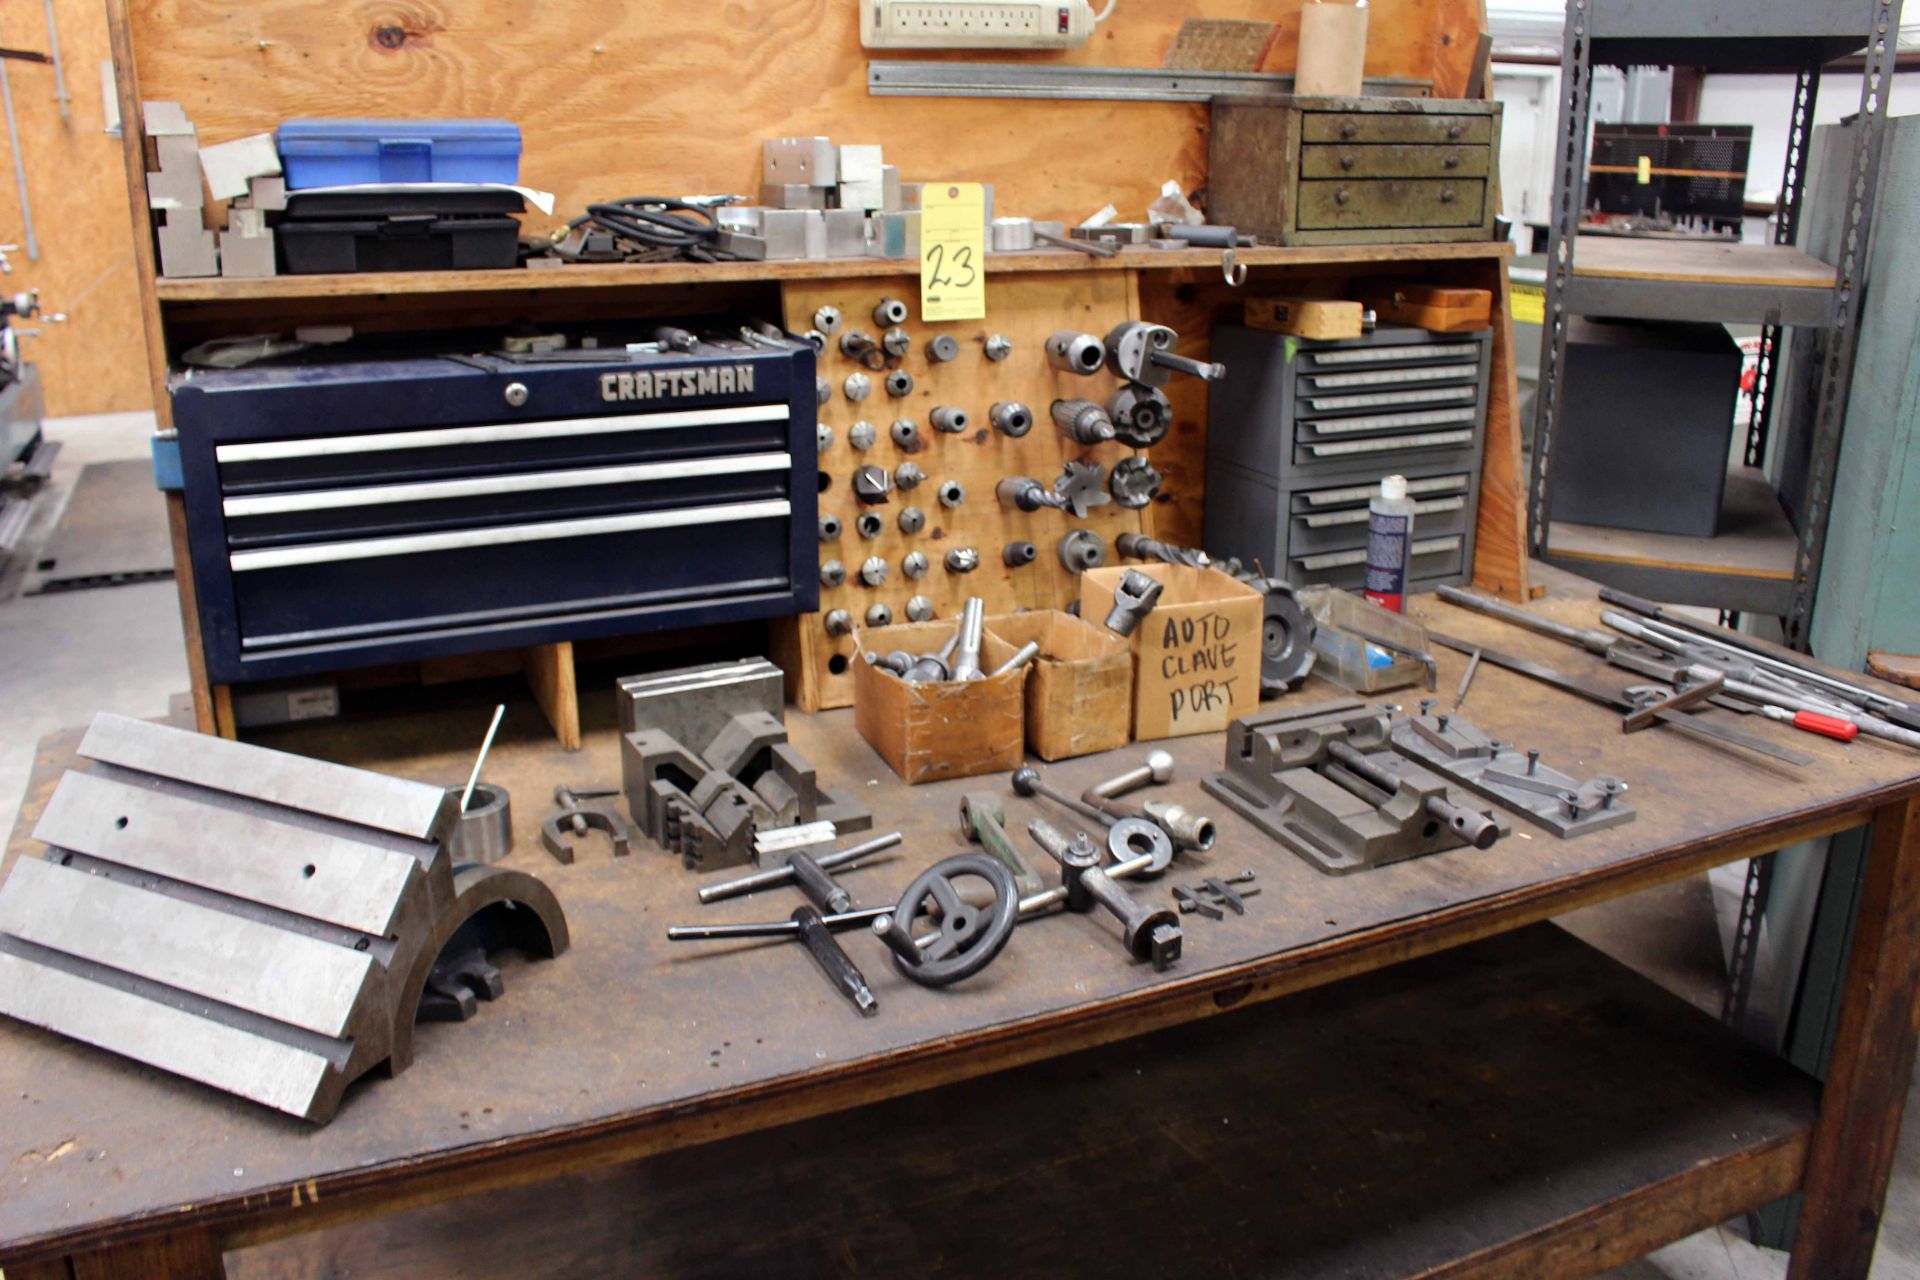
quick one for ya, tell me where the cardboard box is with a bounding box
[1080,564,1264,740]
[853,621,1026,784]
[981,611,1132,761]
[1243,295,1364,340]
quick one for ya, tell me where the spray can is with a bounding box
[1363,474,1415,613]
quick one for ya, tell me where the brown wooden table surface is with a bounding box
[3,578,1918,1277]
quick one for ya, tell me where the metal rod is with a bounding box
[1325,739,1499,848]
[988,640,1040,679]
[1715,672,1920,752]
[987,851,1156,929]
[0,59,37,260]
[697,831,903,904]
[1613,605,1917,720]
[39,0,67,120]
[670,851,1158,945]
[1452,648,1481,711]
[1034,229,1116,258]
[459,704,506,813]
[667,905,893,942]
[1426,630,1814,767]
[1435,586,1611,654]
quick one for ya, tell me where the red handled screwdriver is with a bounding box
[1758,705,1859,742]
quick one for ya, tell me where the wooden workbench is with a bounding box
[3,578,1918,1278]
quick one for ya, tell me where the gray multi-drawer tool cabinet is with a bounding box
[1204,323,1492,592]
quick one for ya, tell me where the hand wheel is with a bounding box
[872,854,1019,987]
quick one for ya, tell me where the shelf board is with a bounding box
[152,241,1512,305]
[1575,238,1836,290]
[1566,237,1837,326]
[1586,0,1876,69]
[225,927,1818,1279]
[1545,465,1799,614]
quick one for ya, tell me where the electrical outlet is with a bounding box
[860,1,1098,49]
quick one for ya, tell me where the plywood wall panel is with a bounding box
[0,0,151,417]
[124,0,1445,239]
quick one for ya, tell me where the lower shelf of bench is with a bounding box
[226,924,1817,1279]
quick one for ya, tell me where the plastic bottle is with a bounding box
[1363,474,1415,613]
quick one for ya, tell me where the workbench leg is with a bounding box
[1468,258,1530,603]
[1787,794,1920,1279]
[65,1227,225,1279]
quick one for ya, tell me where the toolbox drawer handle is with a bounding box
[1446,123,1464,139]
[214,404,789,464]
[228,498,793,572]
[1443,154,1460,169]
[1297,535,1461,573]
[1339,121,1358,139]
[1439,187,1457,204]
[1339,153,1355,170]
[221,451,793,517]
[1305,428,1475,458]
[1335,187,1351,206]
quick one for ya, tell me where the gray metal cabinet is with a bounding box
[1204,323,1491,591]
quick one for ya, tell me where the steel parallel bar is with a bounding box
[78,712,449,839]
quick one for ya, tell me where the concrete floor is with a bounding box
[2,412,1916,1278]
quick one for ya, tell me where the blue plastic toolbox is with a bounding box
[275,118,522,189]
[169,335,818,684]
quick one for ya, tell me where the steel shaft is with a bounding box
[1088,750,1175,799]
[1437,585,1613,655]
[696,832,902,904]
[1326,739,1499,850]
[1013,766,1113,827]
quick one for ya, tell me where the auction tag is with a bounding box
[920,183,986,322]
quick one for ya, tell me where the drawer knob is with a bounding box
[1335,188,1350,206]
[1339,121,1358,139]
[504,381,529,407]
[1339,153,1355,170]
[1444,154,1460,169]
[1439,187,1457,203]
[1446,124,1464,139]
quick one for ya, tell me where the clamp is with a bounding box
[541,803,635,864]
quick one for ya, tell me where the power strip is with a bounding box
[860,1,1100,49]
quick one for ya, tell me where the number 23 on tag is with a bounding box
[920,183,986,322]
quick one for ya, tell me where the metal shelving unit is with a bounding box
[1527,0,1903,643]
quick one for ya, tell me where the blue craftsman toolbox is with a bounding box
[275,118,522,189]
[169,334,818,684]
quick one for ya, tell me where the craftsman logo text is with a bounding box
[600,366,754,402]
